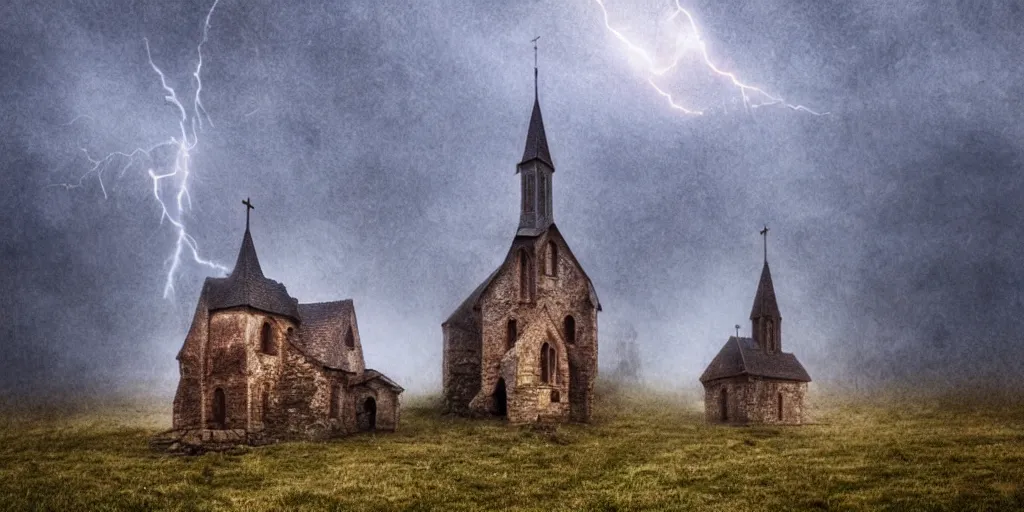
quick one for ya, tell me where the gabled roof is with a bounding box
[518,97,553,169]
[350,369,405,392]
[293,300,356,372]
[206,228,300,320]
[750,261,781,320]
[700,337,811,383]
[442,224,602,328]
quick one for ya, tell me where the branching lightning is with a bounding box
[593,0,828,116]
[52,0,228,299]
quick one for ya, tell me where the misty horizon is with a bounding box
[2,0,1022,400]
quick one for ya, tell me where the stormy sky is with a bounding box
[1,0,1022,398]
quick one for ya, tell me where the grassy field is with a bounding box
[1,384,1023,511]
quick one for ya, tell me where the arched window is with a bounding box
[546,241,557,276]
[564,315,576,345]
[538,175,547,218]
[212,388,226,428]
[550,389,560,403]
[548,345,556,384]
[540,342,550,383]
[765,320,774,353]
[525,174,535,213]
[507,319,517,350]
[260,322,275,355]
[345,327,355,349]
[778,392,784,421]
[518,250,533,301]
[720,388,728,422]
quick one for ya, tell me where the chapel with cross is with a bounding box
[698,226,812,425]
[441,36,601,424]
[156,197,404,452]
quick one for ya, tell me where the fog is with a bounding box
[1,0,1022,399]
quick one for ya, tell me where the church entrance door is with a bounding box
[494,378,507,417]
[357,397,377,432]
[212,388,226,428]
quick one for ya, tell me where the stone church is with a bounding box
[441,65,601,425]
[156,205,403,452]
[700,229,811,425]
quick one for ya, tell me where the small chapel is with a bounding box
[155,201,403,452]
[700,227,812,425]
[441,50,601,424]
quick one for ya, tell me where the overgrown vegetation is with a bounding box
[1,384,1023,511]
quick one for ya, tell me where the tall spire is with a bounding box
[750,226,782,353]
[519,36,552,169]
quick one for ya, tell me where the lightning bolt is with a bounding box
[51,0,229,299]
[593,0,828,116]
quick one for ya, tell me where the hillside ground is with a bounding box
[1,383,1022,511]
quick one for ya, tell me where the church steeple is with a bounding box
[750,225,782,353]
[517,36,554,235]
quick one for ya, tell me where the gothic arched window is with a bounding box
[507,319,517,350]
[549,345,557,384]
[538,175,547,218]
[525,174,536,213]
[260,322,275,355]
[545,241,557,276]
[519,250,534,301]
[540,342,550,383]
[345,327,355,349]
[564,315,576,345]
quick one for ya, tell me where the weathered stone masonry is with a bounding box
[156,216,404,453]
[442,70,601,425]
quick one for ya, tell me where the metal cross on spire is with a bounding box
[243,197,254,230]
[760,224,770,263]
[531,36,540,98]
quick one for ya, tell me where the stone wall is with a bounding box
[703,377,808,425]
[442,313,481,414]
[467,229,598,423]
[271,338,333,440]
[173,287,211,429]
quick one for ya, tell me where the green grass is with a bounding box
[1,384,1023,511]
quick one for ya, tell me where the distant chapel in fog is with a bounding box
[441,52,601,424]
[155,202,403,452]
[700,227,811,425]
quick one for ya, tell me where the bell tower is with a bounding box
[750,225,782,353]
[517,36,554,235]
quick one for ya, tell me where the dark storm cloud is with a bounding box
[1,0,1021,397]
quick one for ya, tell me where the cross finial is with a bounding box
[531,36,540,99]
[759,224,770,263]
[242,197,254,229]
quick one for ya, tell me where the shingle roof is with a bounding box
[700,337,811,383]
[292,300,356,372]
[206,228,300,320]
[518,98,553,169]
[350,369,404,392]
[750,262,781,320]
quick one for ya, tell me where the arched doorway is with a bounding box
[357,397,377,432]
[719,388,728,422]
[493,378,507,417]
[212,388,226,428]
